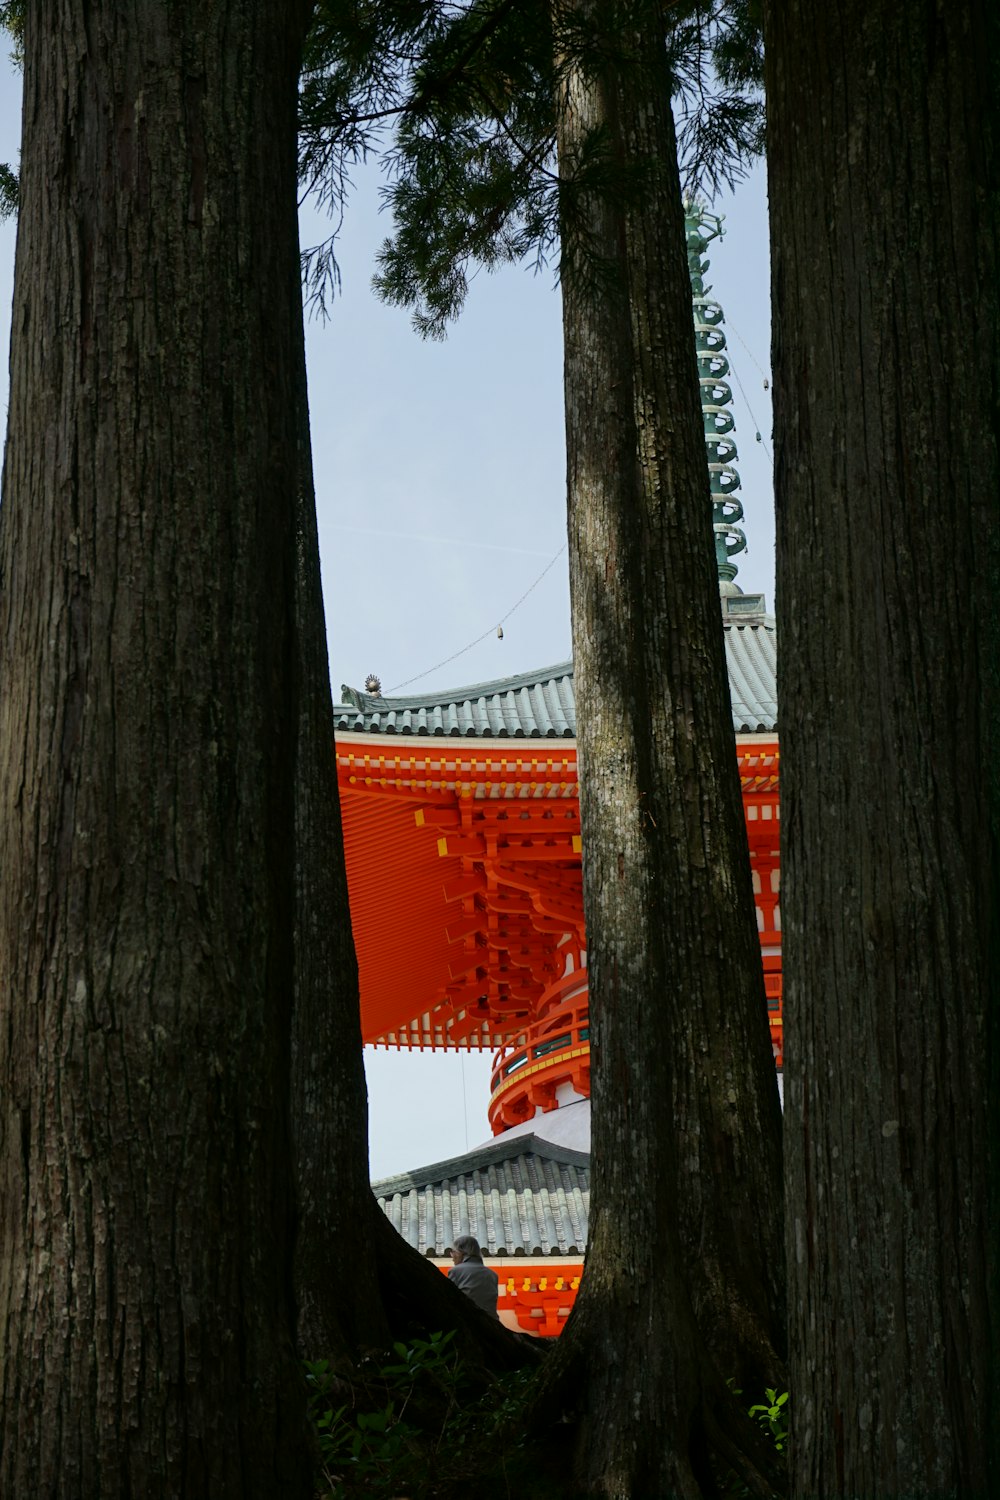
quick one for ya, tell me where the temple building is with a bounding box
[331,204,780,1335]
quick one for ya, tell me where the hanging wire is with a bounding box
[725,319,775,464]
[383,317,770,698]
[387,541,568,694]
[728,357,774,465]
[728,316,771,383]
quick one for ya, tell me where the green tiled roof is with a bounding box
[335,616,777,739]
[338,661,576,739]
[373,1134,590,1258]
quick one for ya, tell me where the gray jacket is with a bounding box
[448,1258,500,1318]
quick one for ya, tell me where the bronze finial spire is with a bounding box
[684,201,747,593]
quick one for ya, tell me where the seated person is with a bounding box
[448,1235,499,1318]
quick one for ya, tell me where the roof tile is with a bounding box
[335,620,777,739]
[372,1136,591,1257]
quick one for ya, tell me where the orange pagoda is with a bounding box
[332,205,781,1336]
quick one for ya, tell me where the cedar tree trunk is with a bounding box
[541,2,786,1493]
[0,3,314,1493]
[289,366,391,1359]
[765,1,999,1494]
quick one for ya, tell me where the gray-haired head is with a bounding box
[451,1234,483,1262]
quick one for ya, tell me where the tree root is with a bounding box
[368,1199,544,1376]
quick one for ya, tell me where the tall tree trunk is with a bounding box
[289,363,391,1360]
[0,4,315,1493]
[541,2,785,1493]
[765,2,999,1494]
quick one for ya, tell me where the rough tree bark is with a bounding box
[0,3,315,1493]
[539,2,786,1494]
[765,1,999,1495]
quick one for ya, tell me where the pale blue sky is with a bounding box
[0,56,774,1178]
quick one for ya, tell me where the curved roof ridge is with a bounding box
[340,659,574,714]
[371,1133,591,1197]
[335,619,777,737]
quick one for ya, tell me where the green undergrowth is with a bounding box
[306,1335,789,1500]
[720,1380,789,1499]
[306,1330,540,1499]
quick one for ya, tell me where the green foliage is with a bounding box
[298,0,765,332]
[0,161,16,223]
[298,0,440,316]
[722,1380,789,1499]
[306,1331,536,1499]
[0,0,23,64]
[748,1386,788,1454]
[668,0,764,196]
[372,0,560,338]
[0,1,23,221]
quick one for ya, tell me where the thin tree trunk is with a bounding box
[765,1,999,1494]
[0,4,314,1492]
[542,2,785,1493]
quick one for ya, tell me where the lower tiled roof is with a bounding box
[373,1134,590,1258]
[335,618,777,738]
[726,622,778,732]
[338,662,576,740]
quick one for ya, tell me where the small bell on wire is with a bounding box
[496,624,504,640]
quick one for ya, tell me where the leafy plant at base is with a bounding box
[306,1331,536,1499]
[748,1386,788,1454]
[721,1380,789,1499]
